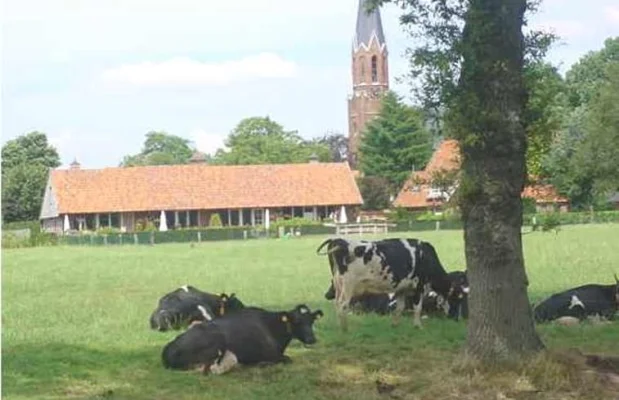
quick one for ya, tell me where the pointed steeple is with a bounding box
[353,0,386,52]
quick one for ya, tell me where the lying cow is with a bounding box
[149,285,245,331]
[533,276,619,323]
[316,237,455,331]
[161,304,323,375]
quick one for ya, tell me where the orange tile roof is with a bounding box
[394,139,568,208]
[49,162,363,214]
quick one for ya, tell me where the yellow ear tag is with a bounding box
[281,315,288,322]
[219,304,225,315]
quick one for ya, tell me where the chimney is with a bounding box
[69,158,81,170]
[189,151,208,164]
[308,153,319,164]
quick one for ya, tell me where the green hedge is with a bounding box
[2,220,58,249]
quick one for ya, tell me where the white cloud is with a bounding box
[101,53,298,87]
[606,6,619,23]
[189,130,227,156]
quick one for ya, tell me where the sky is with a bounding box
[2,0,618,169]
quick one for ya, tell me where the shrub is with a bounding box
[209,213,223,228]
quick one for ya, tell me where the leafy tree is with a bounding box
[565,37,619,109]
[523,62,567,176]
[1,131,61,223]
[121,131,194,166]
[358,91,433,191]
[1,131,61,171]
[212,117,330,165]
[542,106,595,209]
[357,176,391,210]
[310,132,349,163]
[370,0,550,362]
[573,62,619,198]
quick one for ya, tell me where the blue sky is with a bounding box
[3,0,618,169]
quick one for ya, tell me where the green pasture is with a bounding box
[3,224,619,399]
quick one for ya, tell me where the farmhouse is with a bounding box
[393,139,570,213]
[39,159,363,234]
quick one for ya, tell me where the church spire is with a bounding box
[353,0,386,52]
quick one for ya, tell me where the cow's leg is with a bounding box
[391,293,407,327]
[334,275,351,332]
[209,350,238,375]
[412,292,424,329]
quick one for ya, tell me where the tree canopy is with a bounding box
[1,131,61,223]
[211,117,331,165]
[358,91,433,192]
[121,131,194,167]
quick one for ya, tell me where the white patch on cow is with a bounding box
[462,286,470,294]
[399,239,417,276]
[427,291,438,298]
[197,305,213,321]
[181,285,189,292]
[210,350,238,375]
[569,295,585,310]
[388,293,395,300]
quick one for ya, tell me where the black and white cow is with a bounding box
[316,237,455,331]
[149,285,246,331]
[324,269,469,320]
[161,304,323,375]
[533,276,619,323]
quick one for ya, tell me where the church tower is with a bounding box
[347,0,389,169]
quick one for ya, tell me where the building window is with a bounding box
[254,209,264,226]
[371,56,378,82]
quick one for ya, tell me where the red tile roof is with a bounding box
[49,162,363,214]
[394,139,568,209]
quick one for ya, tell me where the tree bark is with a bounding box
[455,0,545,363]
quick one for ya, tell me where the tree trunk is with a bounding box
[455,0,545,363]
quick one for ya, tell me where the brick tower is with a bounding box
[347,0,389,169]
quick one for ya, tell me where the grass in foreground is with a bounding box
[3,224,619,400]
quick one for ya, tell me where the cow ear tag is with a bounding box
[281,315,288,322]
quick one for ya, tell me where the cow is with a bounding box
[149,285,245,331]
[533,276,619,323]
[316,237,455,331]
[323,269,470,320]
[161,304,323,375]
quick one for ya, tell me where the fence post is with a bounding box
[243,231,248,240]
[435,221,440,231]
[197,231,202,242]
[103,235,108,245]
[90,235,94,245]
[150,231,155,246]
[133,233,138,245]
[119,234,122,245]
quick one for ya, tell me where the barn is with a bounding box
[39,159,363,234]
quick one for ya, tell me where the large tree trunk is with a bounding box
[455,0,545,363]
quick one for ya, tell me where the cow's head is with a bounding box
[217,293,245,316]
[281,304,323,345]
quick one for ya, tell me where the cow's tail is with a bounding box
[316,239,333,255]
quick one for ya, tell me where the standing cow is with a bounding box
[533,276,619,323]
[149,285,245,331]
[316,237,455,331]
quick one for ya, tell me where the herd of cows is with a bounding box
[148,236,619,376]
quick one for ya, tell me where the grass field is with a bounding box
[3,224,619,400]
